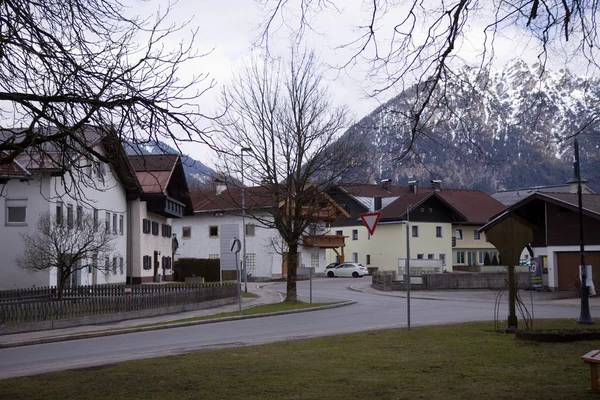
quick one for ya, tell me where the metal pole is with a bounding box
[241,149,247,294]
[575,139,593,324]
[310,268,313,304]
[406,208,411,332]
[235,250,242,315]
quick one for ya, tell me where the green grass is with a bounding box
[1,319,599,400]
[241,290,258,298]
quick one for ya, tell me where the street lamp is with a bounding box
[400,208,411,332]
[241,147,253,294]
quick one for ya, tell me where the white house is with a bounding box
[0,130,131,289]
[0,128,193,289]
[173,184,349,279]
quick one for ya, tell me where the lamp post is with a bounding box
[400,207,411,332]
[241,147,253,293]
[575,139,593,324]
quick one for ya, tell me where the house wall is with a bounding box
[130,199,174,283]
[0,175,52,289]
[546,203,600,246]
[327,221,453,272]
[532,245,600,290]
[47,150,128,286]
[452,225,498,266]
[173,212,328,279]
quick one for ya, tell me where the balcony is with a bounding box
[303,234,347,249]
[146,195,186,218]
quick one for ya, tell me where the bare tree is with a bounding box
[256,1,600,160]
[16,211,116,299]
[215,49,367,301]
[0,0,216,197]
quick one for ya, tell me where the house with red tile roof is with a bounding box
[481,191,600,291]
[172,182,349,279]
[327,180,505,273]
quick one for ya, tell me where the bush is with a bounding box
[174,258,220,282]
[484,252,491,266]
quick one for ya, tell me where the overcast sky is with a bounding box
[148,0,589,167]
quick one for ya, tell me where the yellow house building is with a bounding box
[327,180,506,273]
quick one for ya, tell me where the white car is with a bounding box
[326,263,368,278]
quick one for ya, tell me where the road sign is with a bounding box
[229,238,241,253]
[360,212,381,236]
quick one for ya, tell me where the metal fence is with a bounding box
[0,283,237,325]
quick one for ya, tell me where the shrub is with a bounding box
[484,252,491,266]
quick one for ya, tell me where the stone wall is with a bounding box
[371,271,531,291]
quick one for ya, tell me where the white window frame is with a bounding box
[439,253,446,266]
[436,226,442,238]
[473,229,481,240]
[457,251,465,264]
[455,229,463,240]
[412,225,419,237]
[5,198,27,225]
[352,229,358,240]
[311,253,319,268]
[245,224,256,236]
[352,252,358,263]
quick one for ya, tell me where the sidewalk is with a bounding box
[0,283,286,348]
[349,279,600,307]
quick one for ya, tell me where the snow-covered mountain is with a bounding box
[339,60,600,192]
[124,141,215,188]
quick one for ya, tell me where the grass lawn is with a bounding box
[1,319,599,400]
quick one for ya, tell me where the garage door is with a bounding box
[556,252,600,291]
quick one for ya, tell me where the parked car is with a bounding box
[326,263,368,278]
[325,262,340,272]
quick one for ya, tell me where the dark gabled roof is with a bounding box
[335,183,505,225]
[337,183,425,198]
[128,154,179,195]
[436,189,506,224]
[492,181,595,206]
[190,186,279,212]
[0,152,30,178]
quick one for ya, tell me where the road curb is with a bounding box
[0,301,356,349]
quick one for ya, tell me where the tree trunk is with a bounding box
[285,242,298,302]
[57,274,66,300]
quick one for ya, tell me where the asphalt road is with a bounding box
[0,278,585,380]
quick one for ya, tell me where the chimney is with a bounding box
[430,179,442,192]
[381,178,392,192]
[374,196,382,211]
[567,177,589,193]
[408,178,418,194]
[214,178,227,195]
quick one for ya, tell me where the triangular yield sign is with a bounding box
[360,212,381,236]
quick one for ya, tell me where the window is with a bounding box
[113,213,117,235]
[352,252,358,263]
[335,230,343,236]
[468,251,477,266]
[246,253,256,269]
[417,254,424,260]
[142,255,152,270]
[428,254,434,260]
[6,199,27,225]
[366,254,371,265]
[182,226,191,238]
[456,229,463,240]
[352,229,358,240]
[76,206,82,227]
[412,225,419,237]
[420,207,424,212]
[457,251,465,264]
[66,204,73,228]
[208,254,219,259]
[473,230,481,240]
[105,212,110,233]
[151,221,159,236]
[436,226,442,238]
[119,215,124,235]
[104,256,110,272]
[142,218,150,234]
[439,254,446,266]
[245,224,256,236]
[112,257,117,274]
[91,253,98,273]
[311,253,319,268]
[93,208,98,232]
[56,203,63,225]
[161,224,172,238]
[209,226,219,237]
[119,257,124,275]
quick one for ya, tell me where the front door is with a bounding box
[153,251,159,279]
